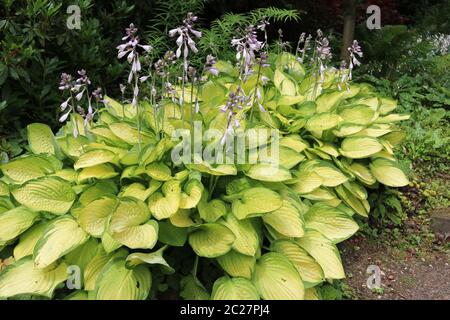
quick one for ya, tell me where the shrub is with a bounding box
[0,18,409,300]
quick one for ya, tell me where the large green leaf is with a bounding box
[370,158,409,187]
[12,176,76,215]
[0,257,67,299]
[33,216,89,268]
[109,198,158,249]
[216,250,255,279]
[271,240,324,288]
[253,252,304,300]
[245,163,292,182]
[262,192,305,238]
[222,213,259,256]
[125,245,174,273]
[304,203,359,243]
[74,149,116,170]
[230,187,283,220]
[296,230,345,279]
[77,196,118,237]
[148,180,181,220]
[339,137,383,159]
[94,258,151,300]
[0,206,39,246]
[13,222,48,260]
[27,123,57,155]
[188,223,235,258]
[212,276,260,300]
[1,156,56,184]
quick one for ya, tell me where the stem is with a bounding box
[249,63,262,123]
[134,75,142,150]
[192,255,199,277]
[190,77,194,131]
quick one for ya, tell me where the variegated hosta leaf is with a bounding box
[245,163,292,182]
[109,122,153,145]
[230,187,283,220]
[77,197,118,237]
[271,240,324,287]
[304,203,359,243]
[148,180,181,220]
[197,190,227,223]
[279,135,308,153]
[370,158,409,187]
[315,91,344,113]
[308,160,348,187]
[0,206,39,246]
[109,198,158,249]
[64,238,100,281]
[33,216,89,268]
[253,252,304,300]
[339,137,383,159]
[290,171,323,194]
[170,209,195,227]
[145,162,172,181]
[222,213,259,256]
[188,223,235,258]
[212,276,260,300]
[125,245,174,272]
[0,181,9,197]
[83,247,127,290]
[262,191,305,238]
[74,149,117,170]
[296,230,345,279]
[119,182,157,201]
[27,123,57,155]
[0,257,67,299]
[101,231,122,253]
[343,181,367,200]
[186,156,237,176]
[13,222,48,260]
[335,185,369,217]
[77,163,118,182]
[11,176,76,215]
[94,258,151,300]
[216,250,256,279]
[79,181,118,206]
[1,156,56,184]
[179,179,204,209]
[305,113,341,131]
[347,162,376,185]
[339,104,376,125]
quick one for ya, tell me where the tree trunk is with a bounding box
[341,0,356,63]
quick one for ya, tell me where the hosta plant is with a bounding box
[0,19,410,300]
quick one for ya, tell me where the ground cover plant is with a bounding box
[0,13,410,300]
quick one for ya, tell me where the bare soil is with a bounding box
[341,232,450,300]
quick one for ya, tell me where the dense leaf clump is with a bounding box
[0,51,409,300]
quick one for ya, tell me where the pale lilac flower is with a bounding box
[59,73,72,90]
[220,87,249,144]
[117,23,152,110]
[204,54,219,76]
[169,12,201,62]
[348,40,363,79]
[231,25,263,80]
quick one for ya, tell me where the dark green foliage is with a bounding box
[0,0,143,134]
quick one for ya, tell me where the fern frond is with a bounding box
[250,7,301,23]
